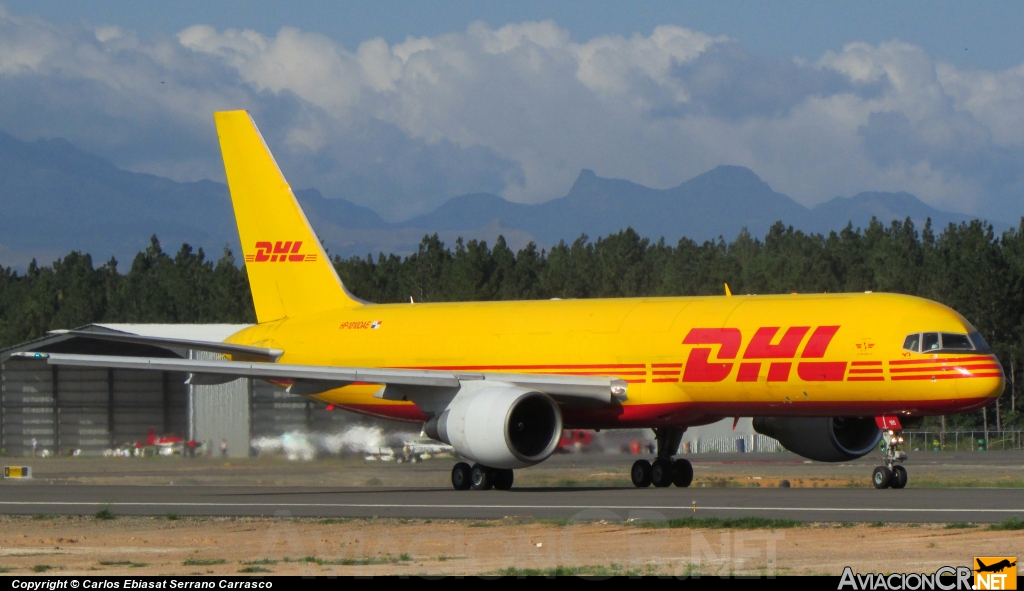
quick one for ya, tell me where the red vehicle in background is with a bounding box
[135,427,185,452]
[558,429,595,453]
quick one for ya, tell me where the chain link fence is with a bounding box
[685,430,1024,454]
[685,434,784,453]
[902,430,1024,451]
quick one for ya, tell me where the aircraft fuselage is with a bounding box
[226,291,1004,428]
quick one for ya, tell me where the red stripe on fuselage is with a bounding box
[891,372,1002,381]
[889,356,993,365]
[339,397,997,429]
[889,363,1001,373]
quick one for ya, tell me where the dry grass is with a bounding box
[0,515,1020,576]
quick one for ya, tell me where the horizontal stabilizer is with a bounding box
[48,329,282,361]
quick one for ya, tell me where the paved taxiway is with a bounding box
[0,484,1021,523]
[1,452,1020,523]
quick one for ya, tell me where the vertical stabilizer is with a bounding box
[214,110,363,323]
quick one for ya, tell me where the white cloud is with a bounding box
[1,8,1024,222]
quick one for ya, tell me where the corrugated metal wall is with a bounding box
[190,379,250,458]
[1,358,187,456]
[3,353,364,458]
[56,367,109,452]
[190,351,250,458]
[0,358,55,456]
[250,380,308,436]
[250,380,358,437]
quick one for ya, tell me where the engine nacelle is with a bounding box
[425,385,563,469]
[752,416,881,462]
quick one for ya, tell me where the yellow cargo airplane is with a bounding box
[19,111,1004,491]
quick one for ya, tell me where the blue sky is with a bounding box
[1,0,1024,223]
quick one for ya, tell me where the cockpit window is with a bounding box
[903,331,987,353]
[969,331,992,352]
[940,333,974,351]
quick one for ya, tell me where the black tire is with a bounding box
[672,458,694,488]
[631,459,652,488]
[493,469,514,490]
[891,465,908,489]
[651,458,674,487]
[451,462,472,490]
[872,466,892,489]
[471,463,493,490]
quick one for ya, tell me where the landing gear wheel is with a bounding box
[671,458,694,488]
[651,458,674,487]
[471,464,494,490]
[891,465,908,489]
[493,469,514,490]
[452,462,472,490]
[631,459,652,488]
[872,466,892,489]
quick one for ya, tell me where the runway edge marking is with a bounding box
[0,502,1021,513]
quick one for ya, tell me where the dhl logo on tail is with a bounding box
[245,241,318,263]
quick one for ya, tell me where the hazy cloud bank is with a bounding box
[1,5,1023,221]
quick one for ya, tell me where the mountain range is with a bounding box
[0,129,1000,270]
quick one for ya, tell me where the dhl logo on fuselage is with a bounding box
[681,325,844,383]
[399,326,999,386]
[676,326,1000,385]
[244,241,318,263]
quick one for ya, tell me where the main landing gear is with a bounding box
[631,427,693,488]
[451,462,514,491]
[872,429,908,489]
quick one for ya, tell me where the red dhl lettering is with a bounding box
[681,328,739,382]
[681,326,845,383]
[245,241,318,263]
[743,326,809,358]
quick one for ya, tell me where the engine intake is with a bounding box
[425,385,563,469]
[753,416,881,462]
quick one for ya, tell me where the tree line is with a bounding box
[2,219,1022,429]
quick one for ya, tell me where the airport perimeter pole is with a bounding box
[983,407,989,448]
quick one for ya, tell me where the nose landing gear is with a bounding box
[631,427,693,488]
[872,429,908,489]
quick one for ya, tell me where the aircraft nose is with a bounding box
[955,356,1004,402]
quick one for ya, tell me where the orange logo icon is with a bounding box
[974,557,1017,590]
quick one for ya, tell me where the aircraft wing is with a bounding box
[48,329,282,361]
[12,352,626,405]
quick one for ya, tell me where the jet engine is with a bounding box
[752,416,881,462]
[425,385,563,469]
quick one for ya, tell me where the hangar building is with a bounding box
[0,324,353,458]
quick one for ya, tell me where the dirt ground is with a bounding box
[2,453,1021,576]
[0,515,1020,577]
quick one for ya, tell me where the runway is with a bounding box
[0,484,1021,522]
